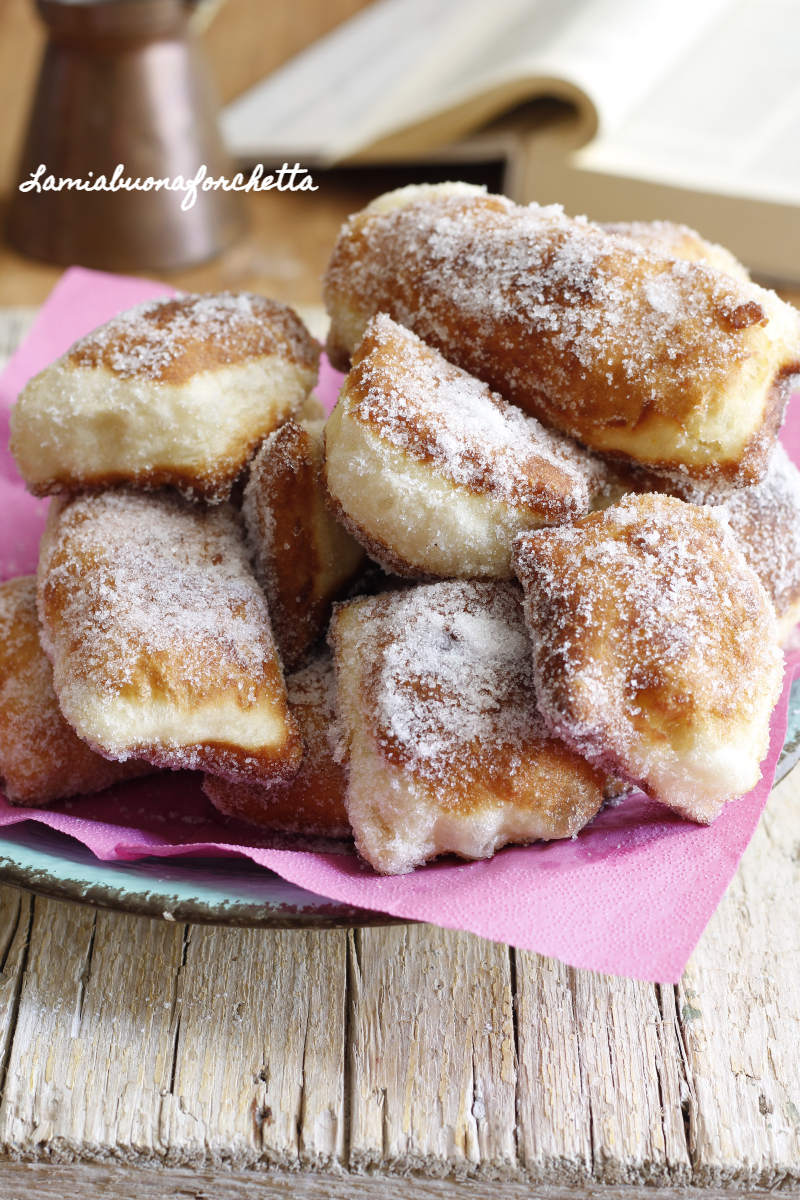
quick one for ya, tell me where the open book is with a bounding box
[220,0,800,283]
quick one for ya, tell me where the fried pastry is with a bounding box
[328,580,605,875]
[11,293,319,502]
[717,444,800,642]
[323,314,594,579]
[0,576,156,806]
[587,444,800,643]
[37,488,303,782]
[243,418,366,671]
[202,651,349,836]
[601,220,750,281]
[513,494,784,823]
[324,184,800,486]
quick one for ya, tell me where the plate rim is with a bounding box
[0,675,797,929]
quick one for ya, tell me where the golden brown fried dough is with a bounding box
[323,314,595,580]
[202,651,350,836]
[601,220,750,281]
[717,444,800,642]
[11,293,319,502]
[588,444,800,643]
[0,577,156,805]
[243,418,366,671]
[324,185,800,487]
[329,580,605,875]
[37,489,302,783]
[513,494,784,823]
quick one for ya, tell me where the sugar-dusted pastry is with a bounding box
[717,444,800,643]
[323,314,594,580]
[37,488,303,783]
[0,576,156,806]
[328,580,605,875]
[601,220,750,281]
[203,651,349,836]
[513,494,784,824]
[324,184,800,487]
[11,293,319,502]
[587,443,800,642]
[243,418,366,671]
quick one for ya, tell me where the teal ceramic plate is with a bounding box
[0,677,798,928]
[0,824,405,927]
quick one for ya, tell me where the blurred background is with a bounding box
[0,0,798,325]
[0,0,507,323]
[0,0,381,311]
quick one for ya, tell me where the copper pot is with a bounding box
[7,0,244,271]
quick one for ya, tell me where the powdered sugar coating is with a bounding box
[11,293,320,501]
[591,444,800,640]
[513,493,783,823]
[715,443,800,637]
[325,189,800,484]
[68,292,318,383]
[323,315,598,580]
[43,494,270,688]
[329,580,605,873]
[37,489,301,781]
[601,220,751,282]
[0,577,155,805]
[363,582,540,783]
[349,314,590,511]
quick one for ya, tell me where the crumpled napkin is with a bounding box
[1,266,798,983]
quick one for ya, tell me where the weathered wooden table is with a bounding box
[0,765,795,1198]
[1,184,799,1198]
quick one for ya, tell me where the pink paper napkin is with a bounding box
[1,267,797,982]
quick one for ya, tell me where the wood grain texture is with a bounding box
[514,951,590,1182]
[348,926,516,1179]
[514,956,689,1185]
[0,888,33,1081]
[0,900,184,1162]
[679,766,800,1188]
[162,926,346,1170]
[570,971,688,1185]
[0,750,796,1186]
[0,1164,795,1200]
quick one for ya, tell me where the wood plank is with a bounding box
[514,954,689,1185]
[0,748,796,1185]
[0,900,184,1161]
[348,925,517,1178]
[570,970,688,1185]
[514,951,590,1183]
[161,926,347,1170]
[680,767,800,1187]
[1,1162,800,1199]
[0,887,33,1082]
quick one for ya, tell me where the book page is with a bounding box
[220,0,734,164]
[576,0,800,205]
